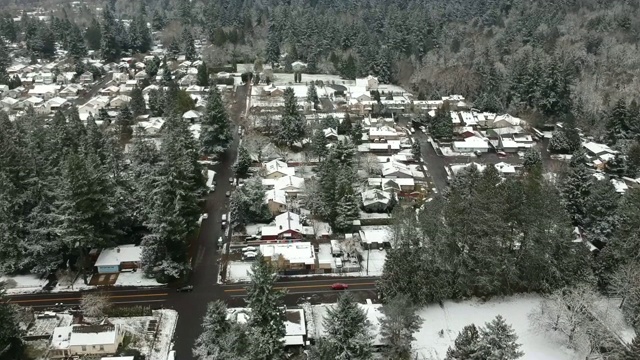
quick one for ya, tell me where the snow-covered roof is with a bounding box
[265,189,287,205]
[227,308,306,346]
[308,303,383,346]
[261,212,305,237]
[583,141,617,156]
[264,159,295,177]
[47,97,67,106]
[182,110,202,119]
[382,161,412,177]
[94,244,142,267]
[359,227,391,244]
[260,242,316,265]
[323,128,338,138]
[611,179,629,194]
[274,175,305,191]
[361,189,391,207]
[51,324,120,350]
[25,96,44,105]
[494,162,517,174]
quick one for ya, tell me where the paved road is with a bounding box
[8,288,170,309]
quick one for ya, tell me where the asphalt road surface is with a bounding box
[8,288,170,309]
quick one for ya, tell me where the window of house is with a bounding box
[99,345,104,351]
[81,345,86,351]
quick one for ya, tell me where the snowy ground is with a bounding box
[412,295,635,360]
[111,309,178,360]
[1,271,164,295]
[225,246,386,282]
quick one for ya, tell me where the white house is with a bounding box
[274,175,305,195]
[453,136,491,153]
[265,189,287,216]
[46,97,68,112]
[79,71,94,83]
[48,324,124,359]
[28,84,57,100]
[94,244,142,274]
[382,161,413,178]
[263,160,295,179]
[361,189,391,212]
[109,95,131,108]
[182,110,202,122]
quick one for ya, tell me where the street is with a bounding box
[8,288,170,309]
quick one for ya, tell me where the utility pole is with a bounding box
[366,245,370,276]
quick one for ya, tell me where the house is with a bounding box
[228,307,310,346]
[48,324,124,359]
[488,114,524,128]
[185,85,205,95]
[453,136,491,153]
[112,72,129,84]
[182,110,202,122]
[134,70,148,81]
[368,177,415,192]
[46,97,68,112]
[361,189,392,212]
[382,161,413,178]
[41,72,55,84]
[99,85,120,96]
[274,175,305,196]
[323,128,338,140]
[583,141,618,161]
[28,84,57,100]
[109,95,131,108]
[263,160,295,179]
[260,212,311,241]
[356,75,379,91]
[260,242,317,272]
[79,71,94,83]
[265,189,287,216]
[1,97,19,110]
[59,84,82,98]
[94,244,142,274]
[369,126,399,140]
[494,162,517,176]
[359,227,391,249]
[24,96,45,107]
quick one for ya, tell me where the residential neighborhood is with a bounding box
[1,1,640,360]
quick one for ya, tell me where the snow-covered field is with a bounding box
[226,261,254,283]
[412,295,635,360]
[1,274,47,294]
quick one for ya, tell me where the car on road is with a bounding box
[177,285,194,292]
[411,127,416,134]
[221,213,227,228]
[242,246,257,252]
[420,126,427,132]
[243,251,257,260]
[238,126,242,135]
[331,283,349,290]
[229,177,234,184]
[225,191,231,197]
[201,213,208,219]
[474,150,482,157]
[497,150,507,157]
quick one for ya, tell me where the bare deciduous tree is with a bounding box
[80,292,110,319]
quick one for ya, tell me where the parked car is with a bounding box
[201,213,208,219]
[229,177,234,184]
[221,213,227,228]
[225,191,231,197]
[243,251,258,260]
[177,285,194,292]
[242,246,257,252]
[331,283,349,290]
[497,151,507,157]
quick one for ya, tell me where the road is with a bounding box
[8,288,170,309]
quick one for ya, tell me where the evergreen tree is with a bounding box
[67,23,87,59]
[338,112,353,135]
[0,284,23,359]
[522,148,542,172]
[411,140,421,161]
[340,54,357,80]
[476,315,524,360]
[311,293,373,360]
[100,6,119,62]
[200,86,232,156]
[197,62,209,86]
[379,295,424,360]
[0,39,9,84]
[85,18,102,51]
[351,121,364,145]
[246,252,286,360]
[265,25,280,64]
[114,105,134,145]
[560,158,592,225]
[627,141,640,178]
[312,128,328,160]
[193,300,249,359]
[619,335,640,360]
[230,177,271,226]
[583,179,620,244]
[148,88,165,117]
[275,88,306,148]
[606,98,629,145]
[233,146,252,177]
[182,27,196,61]
[446,324,481,360]
[430,106,453,139]
[129,14,152,53]
[307,83,319,109]
[129,86,146,117]
[152,10,166,31]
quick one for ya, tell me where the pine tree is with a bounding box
[182,27,196,61]
[583,179,620,244]
[233,146,252,177]
[379,295,424,360]
[129,86,146,117]
[0,284,23,359]
[312,128,328,160]
[0,39,10,85]
[522,148,542,172]
[307,83,319,109]
[114,105,133,145]
[476,315,524,360]
[84,18,102,51]
[246,252,286,360]
[276,88,306,148]
[193,300,249,359]
[446,324,481,360]
[411,140,421,161]
[148,88,165,117]
[67,23,87,59]
[200,86,232,156]
[312,292,373,360]
[431,106,453,139]
[560,159,592,225]
[351,121,364,145]
[338,112,352,135]
[100,6,119,62]
[340,54,357,80]
[197,62,209,86]
[606,98,629,145]
[265,25,280,64]
[620,336,640,360]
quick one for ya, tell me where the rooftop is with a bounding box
[260,242,316,265]
[94,244,142,267]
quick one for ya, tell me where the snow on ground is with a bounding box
[307,302,383,345]
[412,294,634,360]
[115,271,164,287]
[226,246,386,283]
[110,309,178,360]
[1,274,47,294]
[244,223,269,236]
[226,261,254,282]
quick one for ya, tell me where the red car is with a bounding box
[331,283,349,290]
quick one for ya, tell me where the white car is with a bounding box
[242,246,257,252]
[202,213,208,219]
[243,251,258,259]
